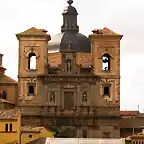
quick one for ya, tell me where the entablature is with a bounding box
[37,75,100,83]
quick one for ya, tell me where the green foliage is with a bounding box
[125,140,131,144]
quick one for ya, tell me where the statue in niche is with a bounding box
[66,59,72,72]
[68,41,72,49]
[50,92,55,102]
[0,90,7,99]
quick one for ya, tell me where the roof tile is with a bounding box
[0,75,17,83]
[120,110,139,116]
[0,107,19,120]
[16,27,48,36]
[92,27,120,35]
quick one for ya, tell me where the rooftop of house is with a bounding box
[27,138,47,144]
[0,53,17,84]
[0,107,19,120]
[21,125,43,133]
[92,27,121,35]
[131,132,144,139]
[120,110,139,116]
[0,98,14,104]
[0,74,17,84]
[16,27,48,36]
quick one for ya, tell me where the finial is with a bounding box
[67,0,73,5]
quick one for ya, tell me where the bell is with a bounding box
[102,58,108,63]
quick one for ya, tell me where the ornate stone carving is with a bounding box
[98,44,115,58]
[27,78,37,84]
[63,84,75,89]
[24,46,40,59]
[89,106,94,115]
[43,76,98,83]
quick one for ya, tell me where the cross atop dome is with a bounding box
[67,0,73,5]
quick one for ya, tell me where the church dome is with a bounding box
[48,0,91,53]
[48,32,91,53]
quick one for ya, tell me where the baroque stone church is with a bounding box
[16,0,121,138]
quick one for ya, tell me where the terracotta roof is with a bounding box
[0,98,14,104]
[27,138,47,144]
[21,125,43,132]
[92,27,121,35]
[48,52,61,67]
[76,53,92,67]
[131,132,144,138]
[16,27,48,36]
[0,107,19,120]
[0,75,17,84]
[48,52,92,67]
[120,111,139,116]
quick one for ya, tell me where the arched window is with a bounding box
[82,130,87,138]
[28,53,36,70]
[66,59,72,72]
[10,123,12,131]
[5,123,8,132]
[102,54,110,71]
[82,92,87,102]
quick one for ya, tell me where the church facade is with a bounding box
[16,0,122,138]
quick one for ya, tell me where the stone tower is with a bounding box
[16,28,51,105]
[89,28,122,104]
[89,28,122,138]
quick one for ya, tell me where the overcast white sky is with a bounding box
[0,0,144,111]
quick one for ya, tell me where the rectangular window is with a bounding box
[104,86,110,96]
[28,85,35,96]
[10,123,12,131]
[64,91,74,109]
[5,123,8,132]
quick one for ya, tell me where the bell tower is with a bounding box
[16,27,51,105]
[89,28,122,138]
[89,27,122,104]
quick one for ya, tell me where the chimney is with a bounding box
[0,53,3,66]
[0,53,6,75]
